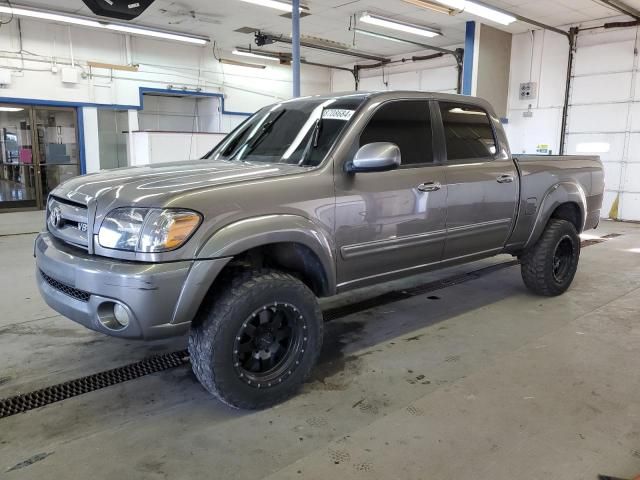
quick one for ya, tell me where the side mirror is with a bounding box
[345,142,401,173]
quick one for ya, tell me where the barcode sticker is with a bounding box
[322,109,355,121]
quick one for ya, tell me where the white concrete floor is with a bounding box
[0,213,639,479]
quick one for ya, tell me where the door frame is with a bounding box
[0,103,81,212]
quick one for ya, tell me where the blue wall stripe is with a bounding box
[462,21,476,96]
[0,87,253,116]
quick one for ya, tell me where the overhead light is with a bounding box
[433,0,516,25]
[237,0,304,13]
[0,107,24,112]
[0,4,210,44]
[402,0,454,15]
[105,24,207,45]
[353,27,445,50]
[233,49,281,62]
[359,12,441,38]
[0,5,102,27]
[219,58,267,69]
[354,28,408,44]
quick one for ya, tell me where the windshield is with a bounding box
[205,95,366,167]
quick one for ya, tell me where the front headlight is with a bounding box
[98,208,202,253]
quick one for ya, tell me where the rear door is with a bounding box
[334,99,448,290]
[437,101,518,261]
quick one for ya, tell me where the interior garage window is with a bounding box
[439,103,497,161]
[360,100,433,166]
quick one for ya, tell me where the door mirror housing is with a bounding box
[345,142,401,173]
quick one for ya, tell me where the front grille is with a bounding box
[47,196,90,250]
[40,270,91,302]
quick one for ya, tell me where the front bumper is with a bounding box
[35,233,229,340]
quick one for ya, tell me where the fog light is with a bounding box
[113,303,130,328]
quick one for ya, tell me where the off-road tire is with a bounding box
[189,268,323,409]
[521,219,581,296]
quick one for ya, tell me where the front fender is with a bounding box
[197,214,337,295]
[524,181,587,249]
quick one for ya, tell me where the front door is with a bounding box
[334,99,447,290]
[437,101,518,261]
[0,105,80,211]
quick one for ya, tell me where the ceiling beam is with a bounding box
[598,0,640,21]
[352,27,460,57]
[462,0,571,39]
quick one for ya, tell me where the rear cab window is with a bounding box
[438,102,498,163]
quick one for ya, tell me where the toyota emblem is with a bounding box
[50,207,63,228]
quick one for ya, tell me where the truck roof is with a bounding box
[283,91,493,112]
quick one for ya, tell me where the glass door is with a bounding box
[0,105,38,210]
[0,104,80,211]
[34,107,80,202]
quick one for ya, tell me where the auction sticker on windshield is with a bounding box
[322,109,355,121]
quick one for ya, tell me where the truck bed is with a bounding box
[505,154,604,252]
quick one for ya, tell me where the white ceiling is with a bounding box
[10,0,640,65]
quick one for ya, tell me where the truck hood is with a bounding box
[51,159,307,208]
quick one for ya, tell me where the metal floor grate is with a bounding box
[0,233,621,419]
[0,350,188,419]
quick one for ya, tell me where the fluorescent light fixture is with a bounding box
[0,107,24,112]
[402,0,454,15]
[219,58,267,69]
[0,4,209,44]
[0,5,102,27]
[355,28,408,43]
[105,24,207,45]
[434,0,465,9]
[237,0,302,13]
[464,2,516,25]
[576,142,611,154]
[435,0,516,25]
[359,12,441,38]
[233,49,281,62]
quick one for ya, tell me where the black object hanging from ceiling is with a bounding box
[82,0,156,21]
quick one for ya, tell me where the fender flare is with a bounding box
[524,181,587,250]
[197,214,337,295]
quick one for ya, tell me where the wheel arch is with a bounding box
[197,215,336,297]
[524,182,587,250]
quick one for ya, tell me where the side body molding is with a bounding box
[524,181,587,250]
[197,214,337,296]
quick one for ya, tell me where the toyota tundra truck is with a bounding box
[35,91,604,409]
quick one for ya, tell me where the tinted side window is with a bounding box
[439,103,497,161]
[360,100,433,166]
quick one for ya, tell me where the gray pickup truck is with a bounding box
[35,91,603,409]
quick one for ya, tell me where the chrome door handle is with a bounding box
[497,174,514,184]
[417,181,441,192]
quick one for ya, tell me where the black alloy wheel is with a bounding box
[233,303,308,388]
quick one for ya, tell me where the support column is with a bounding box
[292,0,301,98]
[81,107,100,174]
[126,109,140,166]
[462,21,512,119]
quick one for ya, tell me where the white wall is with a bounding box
[506,24,640,221]
[504,29,569,156]
[331,48,460,94]
[0,17,331,172]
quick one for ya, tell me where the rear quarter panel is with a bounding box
[506,155,603,253]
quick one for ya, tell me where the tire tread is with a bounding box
[521,219,580,297]
[188,268,322,409]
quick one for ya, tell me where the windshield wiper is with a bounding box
[299,109,324,166]
[234,110,285,161]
